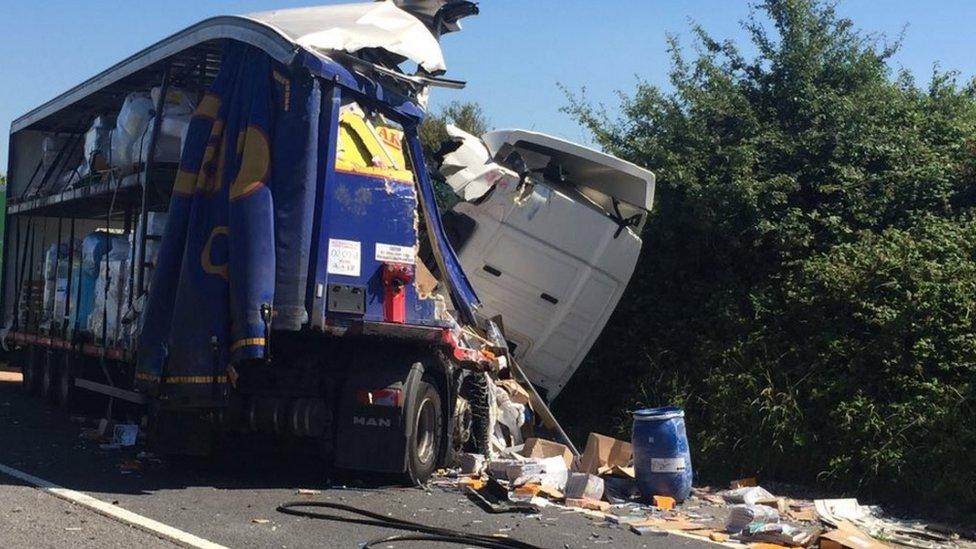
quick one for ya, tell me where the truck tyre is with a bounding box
[57,353,77,410]
[41,349,58,402]
[406,378,443,485]
[22,345,41,395]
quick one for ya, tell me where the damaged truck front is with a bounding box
[2,0,654,483]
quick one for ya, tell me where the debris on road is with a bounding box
[429,413,976,549]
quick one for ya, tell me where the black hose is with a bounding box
[276,500,543,549]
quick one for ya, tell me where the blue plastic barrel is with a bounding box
[632,406,693,502]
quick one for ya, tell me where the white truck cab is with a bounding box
[438,128,655,398]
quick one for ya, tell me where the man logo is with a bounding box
[353,416,392,427]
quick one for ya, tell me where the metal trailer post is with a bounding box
[306,83,341,326]
[63,218,76,335]
[11,217,22,330]
[137,63,171,299]
[25,219,38,330]
[127,205,137,309]
[53,217,63,335]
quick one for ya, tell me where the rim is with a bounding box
[59,356,71,403]
[43,352,55,395]
[415,397,437,465]
[23,350,34,388]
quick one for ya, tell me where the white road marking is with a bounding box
[0,462,228,549]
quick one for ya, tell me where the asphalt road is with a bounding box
[0,369,716,549]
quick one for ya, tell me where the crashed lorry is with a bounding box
[2,1,654,483]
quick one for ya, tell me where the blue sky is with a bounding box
[2,0,976,172]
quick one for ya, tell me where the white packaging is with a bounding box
[137,87,196,164]
[88,260,129,345]
[510,456,568,492]
[38,135,81,195]
[41,244,59,326]
[79,115,115,177]
[110,92,154,169]
[725,504,780,533]
[723,486,776,505]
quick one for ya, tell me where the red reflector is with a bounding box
[355,387,402,407]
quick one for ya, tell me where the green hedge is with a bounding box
[555,0,976,514]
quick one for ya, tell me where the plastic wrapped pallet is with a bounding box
[111,87,196,169]
[87,236,130,344]
[77,232,127,332]
[89,258,129,345]
[137,87,195,164]
[41,243,60,328]
[36,135,82,196]
[110,92,154,169]
[53,242,82,330]
[41,241,81,331]
[76,115,116,179]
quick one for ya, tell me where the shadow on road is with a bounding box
[0,375,411,499]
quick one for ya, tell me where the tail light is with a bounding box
[355,386,402,407]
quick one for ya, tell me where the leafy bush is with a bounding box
[555,0,976,512]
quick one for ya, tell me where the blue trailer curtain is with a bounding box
[136,42,317,392]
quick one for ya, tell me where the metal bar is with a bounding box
[26,219,40,330]
[137,63,172,298]
[53,217,63,335]
[126,205,136,309]
[63,218,76,335]
[307,83,342,327]
[75,378,149,404]
[508,355,580,457]
[72,222,85,334]
[35,131,83,199]
[6,216,19,330]
[13,218,32,330]
[101,194,110,348]
[19,160,44,201]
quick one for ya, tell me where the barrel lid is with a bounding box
[633,405,684,421]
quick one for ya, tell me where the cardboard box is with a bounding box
[523,438,574,470]
[497,378,532,405]
[580,433,632,475]
[731,477,758,488]
[819,528,889,549]
[566,497,610,512]
[564,472,605,500]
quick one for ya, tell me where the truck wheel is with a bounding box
[41,349,58,402]
[57,353,77,410]
[22,346,41,395]
[406,379,443,485]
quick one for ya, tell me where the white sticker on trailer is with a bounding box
[650,457,687,473]
[327,239,361,277]
[375,242,415,264]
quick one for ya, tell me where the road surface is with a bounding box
[0,368,715,549]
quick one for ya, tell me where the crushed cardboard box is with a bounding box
[579,433,632,475]
[522,437,574,470]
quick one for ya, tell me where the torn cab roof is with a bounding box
[246,1,448,73]
[483,129,656,212]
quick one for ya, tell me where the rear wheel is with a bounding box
[406,379,443,485]
[22,345,41,395]
[57,352,77,410]
[41,349,58,402]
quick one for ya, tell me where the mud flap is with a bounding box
[334,360,425,474]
